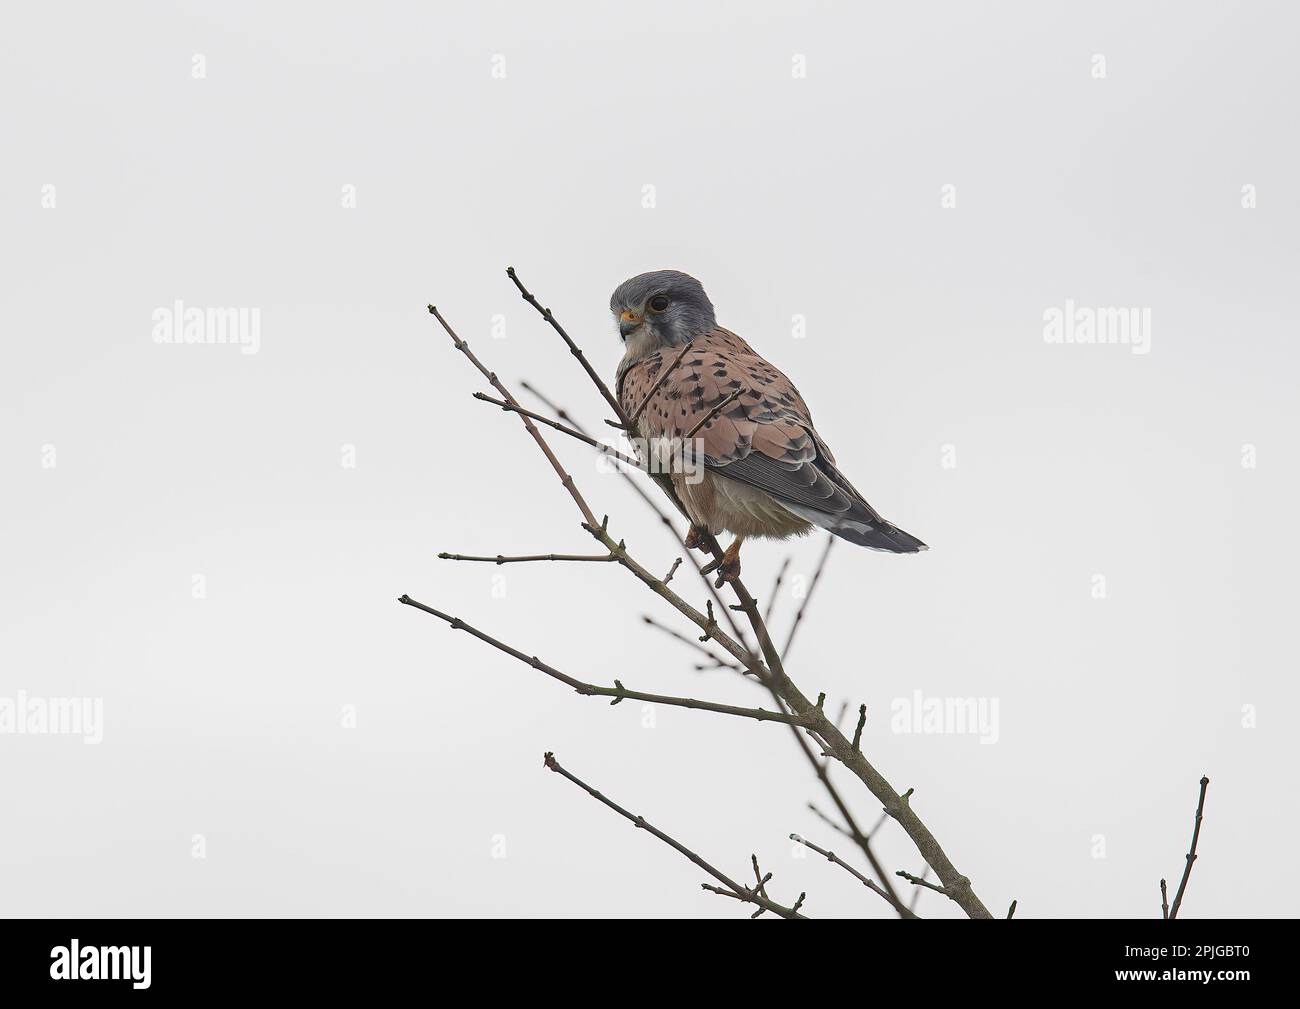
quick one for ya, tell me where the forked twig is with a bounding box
[544,752,808,919]
[790,833,916,918]
[519,381,752,654]
[427,305,598,527]
[399,595,801,725]
[506,267,630,427]
[472,392,644,469]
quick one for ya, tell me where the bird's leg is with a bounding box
[684,523,710,551]
[710,537,743,587]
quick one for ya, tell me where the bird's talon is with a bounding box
[712,557,741,587]
[684,524,709,551]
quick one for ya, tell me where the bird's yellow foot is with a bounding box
[684,523,710,551]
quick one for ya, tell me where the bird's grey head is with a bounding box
[610,270,716,362]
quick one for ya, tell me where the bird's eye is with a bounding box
[647,294,670,313]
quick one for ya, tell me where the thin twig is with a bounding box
[438,552,616,564]
[642,615,742,672]
[851,704,867,751]
[807,802,852,839]
[473,392,643,469]
[544,752,808,919]
[399,595,801,724]
[507,267,631,428]
[724,560,992,916]
[684,390,743,440]
[783,534,835,661]
[763,557,792,626]
[790,833,917,918]
[628,340,695,425]
[908,864,932,912]
[775,697,909,915]
[520,381,753,655]
[1166,776,1210,920]
[428,306,598,527]
[897,868,948,896]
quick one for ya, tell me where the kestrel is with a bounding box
[613,270,926,584]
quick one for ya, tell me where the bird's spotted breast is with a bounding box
[618,328,815,471]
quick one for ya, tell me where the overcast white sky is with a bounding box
[1,0,1296,917]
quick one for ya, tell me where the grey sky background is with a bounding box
[1,0,1296,917]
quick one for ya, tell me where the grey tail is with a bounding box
[783,501,929,554]
[826,518,928,554]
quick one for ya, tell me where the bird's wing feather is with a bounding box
[619,328,881,525]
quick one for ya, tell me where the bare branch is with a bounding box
[790,833,917,918]
[851,704,867,751]
[628,340,695,424]
[399,595,801,725]
[763,556,792,625]
[783,534,835,660]
[519,381,753,654]
[580,520,765,677]
[428,305,598,527]
[684,390,743,440]
[908,864,933,912]
[429,307,760,681]
[724,564,993,916]
[1166,775,1210,920]
[507,267,631,427]
[544,752,808,919]
[438,551,615,565]
[642,615,742,672]
[773,697,909,915]
[897,868,949,897]
[473,392,643,469]
[807,802,852,839]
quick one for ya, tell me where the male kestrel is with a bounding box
[613,270,926,584]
